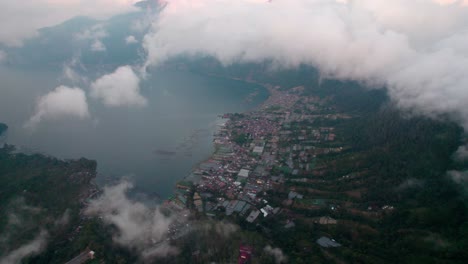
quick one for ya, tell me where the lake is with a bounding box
[0,66,268,198]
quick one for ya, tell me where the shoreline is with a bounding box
[168,80,276,202]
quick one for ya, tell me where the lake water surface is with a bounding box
[0,66,268,198]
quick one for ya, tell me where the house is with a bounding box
[288,191,303,200]
[246,210,260,223]
[284,220,295,229]
[253,146,264,154]
[238,169,250,178]
[316,237,341,248]
[238,245,253,264]
[317,216,337,225]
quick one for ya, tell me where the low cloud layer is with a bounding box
[144,0,468,129]
[85,181,179,259]
[90,66,147,107]
[26,86,90,128]
[0,231,48,264]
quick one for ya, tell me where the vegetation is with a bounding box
[1,63,467,263]
[0,145,99,263]
[191,60,467,262]
[260,83,468,263]
[333,108,468,263]
[30,218,136,264]
[232,132,251,146]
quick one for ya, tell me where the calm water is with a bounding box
[0,66,268,198]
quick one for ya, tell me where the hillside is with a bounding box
[0,145,98,263]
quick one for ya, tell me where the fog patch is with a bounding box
[85,181,179,260]
[141,242,179,259]
[396,178,425,191]
[454,145,468,161]
[54,209,71,227]
[264,245,288,264]
[214,221,238,237]
[196,220,239,238]
[447,170,468,185]
[0,230,49,264]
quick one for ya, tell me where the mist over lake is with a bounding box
[0,66,268,198]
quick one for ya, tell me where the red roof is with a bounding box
[238,245,253,264]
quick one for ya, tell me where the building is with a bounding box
[317,216,337,225]
[238,245,253,264]
[316,237,341,248]
[238,169,250,178]
[253,146,264,154]
[288,191,303,200]
[65,250,95,264]
[246,210,260,223]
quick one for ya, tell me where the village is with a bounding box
[67,84,398,263]
[162,85,386,253]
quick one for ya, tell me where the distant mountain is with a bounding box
[3,6,148,68]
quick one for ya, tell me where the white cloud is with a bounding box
[62,56,88,84]
[131,15,153,33]
[125,35,139,44]
[213,221,238,237]
[143,0,468,130]
[0,199,70,264]
[91,40,107,52]
[90,66,147,107]
[197,220,238,238]
[25,86,90,128]
[448,170,468,184]
[75,24,108,52]
[0,231,48,264]
[75,24,108,41]
[85,181,179,259]
[63,65,82,83]
[454,145,468,161]
[54,210,71,227]
[264,245,288,264]
[396,178,425,191]
[0,1,139,46]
